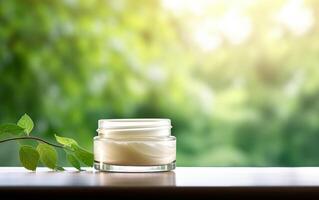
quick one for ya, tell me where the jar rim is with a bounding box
[98,118,171,130]
[94,135,176,141]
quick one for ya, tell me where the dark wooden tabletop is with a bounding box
[1,167,319,198]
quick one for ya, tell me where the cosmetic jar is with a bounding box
[94,119,176,172]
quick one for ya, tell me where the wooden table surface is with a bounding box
[1,167,319,198]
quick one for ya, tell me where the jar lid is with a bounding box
[98,119,171,130]
[97,119,172,138]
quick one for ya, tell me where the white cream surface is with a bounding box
[94,138,176,166]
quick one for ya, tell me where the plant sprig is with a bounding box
[0,114,93,171]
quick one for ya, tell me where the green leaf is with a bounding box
[37,143,57,169]
[67,154,81,170]
[55,134,78,148]
[0,123,24,135]
[56,135,94,168]
[74,146,94,167]
[17,114,34,135]
[19,145,39,171]
[55,166,65,171]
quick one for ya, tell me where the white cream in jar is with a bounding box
[94,119,176,172]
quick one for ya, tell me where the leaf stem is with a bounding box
[0,136,72,151]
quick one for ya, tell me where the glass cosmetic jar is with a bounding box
[94,119,176,172]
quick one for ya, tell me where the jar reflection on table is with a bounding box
[94,171,176,186]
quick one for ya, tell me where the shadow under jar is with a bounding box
[94,119,176,172]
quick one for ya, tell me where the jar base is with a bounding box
[94,161,176,172]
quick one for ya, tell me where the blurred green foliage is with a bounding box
[1,0,319,166]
